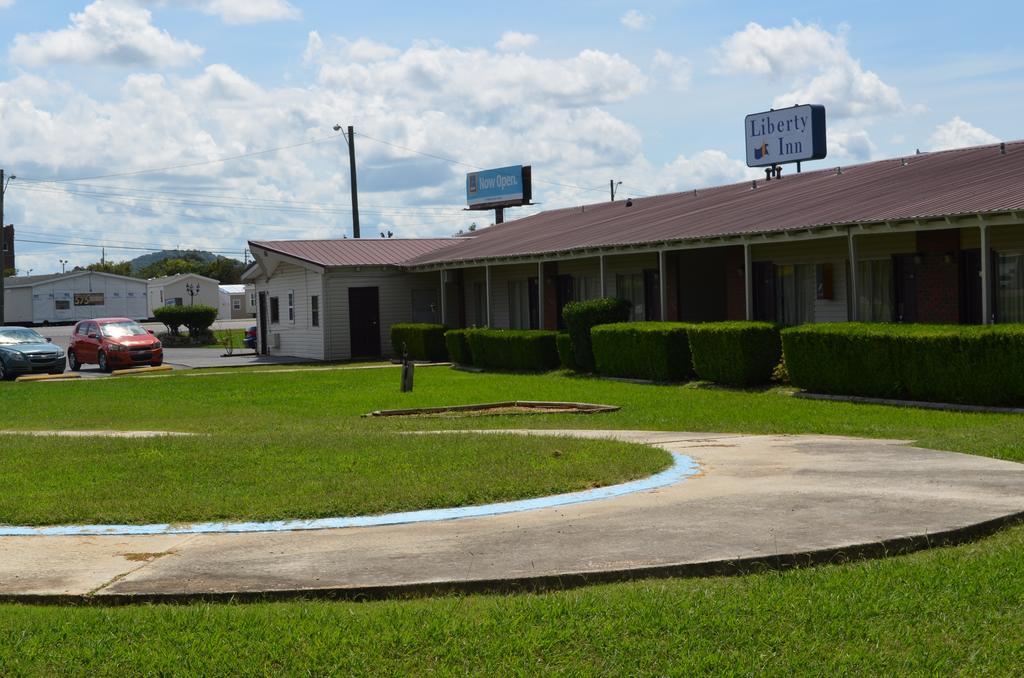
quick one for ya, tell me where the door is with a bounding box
[752,262,777,322]
[349,286,381,358]
[555,275,574,329]
[960,249,982,324]
[893,254,917,322]
[643,269,661,321]
[257,292,269,355]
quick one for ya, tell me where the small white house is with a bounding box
[3,270,148,325]
[243,239,455,360]
[217,284,255,320]
[147,273,220,316]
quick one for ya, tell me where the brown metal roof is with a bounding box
[249,238,459,267]
[407,140,1024,266]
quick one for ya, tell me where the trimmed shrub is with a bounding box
[562,298,632,371]
[153,305,217,340]
[591,322,694,382]
[556,333,580,371]
[466,329,560,372]
[444,329,474,366]
[781,323,1024,406]
[391,323,447,361]
[688,321,781,386]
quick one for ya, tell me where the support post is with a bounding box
[743,243,753,321]
[485,265,492,327]
[495,207,504,225]
[658,250,667,321]
[980,223,992,324]
[347,126,360,238]
[847,229,859,321]
[599,254,606,297]
[0,169,5,326]
[439,269,446,326]
[537,261,545,329]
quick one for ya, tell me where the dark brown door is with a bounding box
[893,254,917,322]
[752,262,777,322]
[960,249,982,324]
[643,269,661,321]
[257,292,269,355]
[349,287,381,358]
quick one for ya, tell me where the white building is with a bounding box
[146,273,220,316]
[243,239,454,360]
[218,284,255,320]
[3,270,148,325]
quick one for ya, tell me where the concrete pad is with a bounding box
[1,431,1022,602]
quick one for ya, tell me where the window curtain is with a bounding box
[998,254,1024,322]
[858,259,892,322]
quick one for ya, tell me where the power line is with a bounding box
[15,236,244,256]
[18,131,348,184]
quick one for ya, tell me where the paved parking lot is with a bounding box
[33,319,304,377]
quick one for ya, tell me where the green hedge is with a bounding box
[444,329,473,366]
[781,323,1024,406]
[465,329,560,372]
[562,298,632,371]
[556,333,580,371]
[153,305,217,338]
[591,322,694,382]
[688,321,781,386]
[391,323,447,361]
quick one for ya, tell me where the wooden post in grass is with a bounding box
[400,342,414,392]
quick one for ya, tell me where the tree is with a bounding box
[199,256,245,284]
[85,260,133,276]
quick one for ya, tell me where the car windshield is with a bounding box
[0,328,46,345]
[101,322,148,338]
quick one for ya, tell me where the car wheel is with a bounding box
[151,360,162,367]
[98,351,110,373]
[68,351,81,371]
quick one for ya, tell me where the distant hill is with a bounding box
[129,249,218,273]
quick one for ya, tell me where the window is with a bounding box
[775,264,816,326]
[270,296,280,324]
[616,273,645,321]
[311,295,320,327]
[575,276,601,302]
[287,291,294,322]
[508,280,530,329]
[55,300,70,311]
[232,298,241,311]
[249,292,255,308]
[997,253,1024,322]
[411,289,437,324]
[857,259,893,322]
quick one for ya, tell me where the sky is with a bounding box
[1,0,1022,275]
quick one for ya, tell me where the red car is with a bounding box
[68,318,163,373]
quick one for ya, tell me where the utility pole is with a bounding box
[333,124,361,238]
[0,169,14,326]
[610,180,622,202]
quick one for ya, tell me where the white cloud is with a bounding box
[620,10,653,31]
[11,0,203,68]
[827,127,876,162]
[144,0,300,24]
[928,116,999,151]
[0,0,15,9]
[715,21,903,119]
[652,49,691,91]
[303,32,400,65]
[495,31,538,52]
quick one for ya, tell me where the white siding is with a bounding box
[752,238,849,323]
[148,275,219,315]
[27,273,147,324]
[323,268,441,360]
[461,268,487,328]
[258,263,325,360]
[3,288,32,324]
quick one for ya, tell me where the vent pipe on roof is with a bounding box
[625,199,633,207]
[1001,142,1006,155]
[900,158,907,167]
[835,167,843,175]
[751,180,757,190]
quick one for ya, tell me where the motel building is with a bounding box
[243,141,1024,361]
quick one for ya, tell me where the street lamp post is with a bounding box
[60,259,68,274]
[333,124,360,238]
[1,170,15,326]
[186,282,200,306]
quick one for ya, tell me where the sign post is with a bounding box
[744,105,827,179]
[465,165,532,224]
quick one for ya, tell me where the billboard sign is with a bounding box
[73,292,104,306]
[466,165,532,209]
[744,104,826,168]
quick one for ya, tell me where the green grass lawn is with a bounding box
[0,432,667,525]
[1,366,1023,673]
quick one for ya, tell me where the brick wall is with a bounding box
[915,229,960,323]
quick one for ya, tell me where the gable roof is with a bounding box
[4,270,146,289]
[218,284,246,294]
[248,238,459,268]
[147,272,221,286]
[406,140,1024,266]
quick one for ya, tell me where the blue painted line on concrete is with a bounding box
[1,451,698,537]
